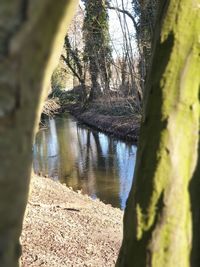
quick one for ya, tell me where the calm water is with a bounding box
[33,115,137,209]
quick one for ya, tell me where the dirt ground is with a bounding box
[21,175,123,267]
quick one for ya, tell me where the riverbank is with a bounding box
[66,103,140,143]
[43,92,141,143]
[21,175,123,267]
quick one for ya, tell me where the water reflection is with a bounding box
[33,115,137,209]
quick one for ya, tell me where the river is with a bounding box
[33,115,137,209]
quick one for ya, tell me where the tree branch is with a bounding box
[106,4,138,34]
[61,54,83,83]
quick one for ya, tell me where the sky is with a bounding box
[108,0,137,57]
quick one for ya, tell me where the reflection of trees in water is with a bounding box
[91,132,121,207]
[33,131,46,175]
[33,126,58,177]
[75,128,96,195]
[33,116,135,208]
[116,143,136,209]
[48,119,59,178]
[86,130,91,171]
[55,118,77,185]
[92,132,106,167]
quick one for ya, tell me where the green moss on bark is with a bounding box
[117,0,200,266]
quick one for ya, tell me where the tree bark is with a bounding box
[117,0,200,266]
[0,1,78,266]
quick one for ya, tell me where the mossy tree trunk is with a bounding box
[0,1,78,266]
[83,0,111,98]
[117,1,200,266]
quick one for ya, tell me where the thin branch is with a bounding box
[61,54,82,83]
[106,4,138,35]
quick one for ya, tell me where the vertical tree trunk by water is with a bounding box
[0,1,78,266]
[83,0,111,98]
[117,1,200,266]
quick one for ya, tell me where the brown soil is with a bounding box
[21,175,123,267]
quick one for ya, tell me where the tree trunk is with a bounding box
[0,1,78,266]
[190,143,200,266]
[117,0,200,266]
